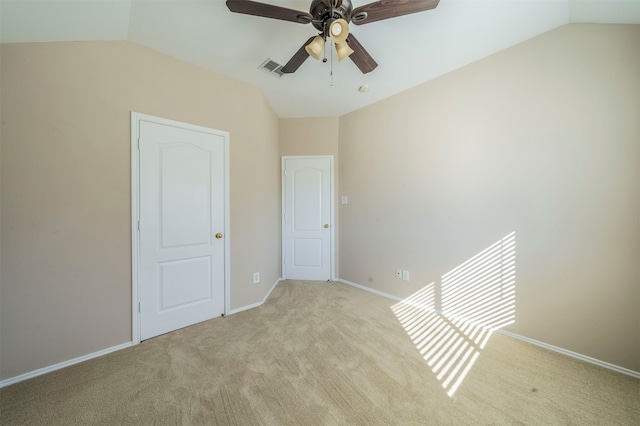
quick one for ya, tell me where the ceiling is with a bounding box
[1,0,638,118]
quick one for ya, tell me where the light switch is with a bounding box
[341,196,348,204]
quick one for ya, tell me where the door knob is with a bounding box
[215,233,223,239]
[324,224,329,228]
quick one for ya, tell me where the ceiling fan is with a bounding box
[226,0,440,74]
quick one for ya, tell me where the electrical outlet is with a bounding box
[402,270,410,281]
[396,268,402,279]
[253,272,260,284]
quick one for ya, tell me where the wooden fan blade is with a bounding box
[346,34,378,74]
[352,0,440,25]
[281,36,315,74]
[226,0,312,24]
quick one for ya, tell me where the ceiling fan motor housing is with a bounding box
[310,0,353,32]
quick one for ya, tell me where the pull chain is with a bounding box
[329,5,334,88]
[330,40,334,88]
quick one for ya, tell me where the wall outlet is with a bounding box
[402,270,410,281]
[396,268,402,278]
[253,272,260,284]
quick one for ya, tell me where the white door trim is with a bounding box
[131,112,230,344]
[281,155,335,281]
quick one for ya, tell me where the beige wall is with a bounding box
[339,24,640,372]
[0,41,281,380]
[280,117,340,277]
[280,117,339,157]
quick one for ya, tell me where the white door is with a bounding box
[137,118,227,340]
[282,156,333,280]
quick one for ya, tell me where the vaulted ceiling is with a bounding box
[1,1,638,117]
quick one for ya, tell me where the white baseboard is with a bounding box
[5,279,637,387]
[0,341,133,388]
[227,278,283,315]
[335,278,640,379]
[337,278,403,302]
[495,329,640,379]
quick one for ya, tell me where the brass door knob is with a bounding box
[324,224,329,228]
[215,233,223,239]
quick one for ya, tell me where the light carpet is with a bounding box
[1,280,639,425]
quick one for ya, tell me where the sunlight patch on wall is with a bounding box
[392,232,516,397]
[441,231,516,330]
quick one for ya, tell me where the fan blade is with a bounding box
[226,0,312,24]
[351,0,440,25]
[281,36,315,74]
[346,34,378,74]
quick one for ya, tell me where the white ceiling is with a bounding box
[1,0,638,118]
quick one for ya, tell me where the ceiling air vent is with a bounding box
[259,58,284,79]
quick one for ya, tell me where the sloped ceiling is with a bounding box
[1,0,638,117]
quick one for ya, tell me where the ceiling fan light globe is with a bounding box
[335,42,354,61]
[305,35,325,60]
[329,19,349,43]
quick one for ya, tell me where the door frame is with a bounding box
[131,112,230,344]
[281,155,335,281]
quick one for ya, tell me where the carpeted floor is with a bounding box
[1,280,639,425]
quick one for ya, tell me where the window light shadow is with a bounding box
[392,232,516,397]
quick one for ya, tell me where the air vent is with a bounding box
[259,58,284,79]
